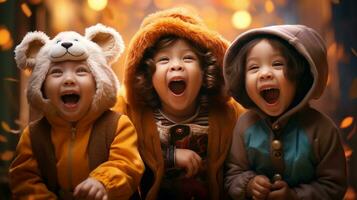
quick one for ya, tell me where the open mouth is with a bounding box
[169,80,186,95]
[61,93,80,107]
[260,88,280,104]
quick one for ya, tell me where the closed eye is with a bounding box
[156,57,169,64]
[247,64,259,72]
[183,55,196,62]
[77,66,90,75]
[272,62,284,68]
[49,68,62,76]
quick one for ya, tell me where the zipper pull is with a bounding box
[71,126,76,140]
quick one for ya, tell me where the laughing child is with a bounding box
[224,25,347,200]
[9,24,144,199]
[113,8,245,200]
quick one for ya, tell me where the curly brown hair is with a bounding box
[133,35,224,109]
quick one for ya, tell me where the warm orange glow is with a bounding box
[340,116,354,128]
[1,150,14,161]
[0,0,7,3]
[202,7,219,29]
[154,0,172,9]
[232,10,252,30]
[0,135,7,143]
[21,3,32,17]
[87,0,107,11]
[343,144,353,159]
[50,1,75,32]
[0,27,10,46]
[265,0,275,13]
[222,0,250,10]
[121,0,133,5]
[1,37,13,51]
[328,42,345,62]
[24,69,32,77]
[344,186,357,200]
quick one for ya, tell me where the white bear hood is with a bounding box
[15,24,124,125]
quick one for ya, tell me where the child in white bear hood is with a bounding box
[9,24,144,200]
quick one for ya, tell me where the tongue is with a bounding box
[261,89,279,104]
[169,81,186,95]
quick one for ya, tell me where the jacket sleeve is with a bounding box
[293,125,347,199]
[9,127,57,200]
[90,115,145,199]
[224,120,256,200]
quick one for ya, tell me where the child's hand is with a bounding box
[175,148,202,178]
[247,175,272,200]
[73,177,108,200]
[267,180,297,200]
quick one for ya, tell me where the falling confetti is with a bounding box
[4,77,19,82]
[1,121,12,133]
[1,121,20,134]
[340,116,354,129]
[21,3,32,17]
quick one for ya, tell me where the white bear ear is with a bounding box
[85,23,125,64]
[14,31,49,70]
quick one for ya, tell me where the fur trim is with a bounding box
[124,7,229,106]
[15,24,123,122]
[85,23,125,65]
[14,31,49,70]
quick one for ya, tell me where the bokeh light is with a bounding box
[21,3,32,17]
[265,0,275,13]
[340,116,354,129]
[232,10,252,30]
[0,27,10,46]
[87,0,108,11]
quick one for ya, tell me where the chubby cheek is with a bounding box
[245,77,258,101]
[42,78,57,100]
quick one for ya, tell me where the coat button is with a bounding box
[271,140,282,150]
[273,124,280,130]
[272,174,282,182]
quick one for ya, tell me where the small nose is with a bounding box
[259,67,273,80]
[170,61,184,72]
[61,42,73,49]
[63,74,75,86]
